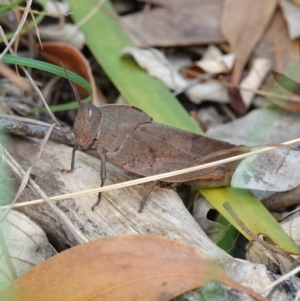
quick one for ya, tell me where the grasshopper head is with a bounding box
[73,103,102,149]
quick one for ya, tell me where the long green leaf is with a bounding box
[66,0,299,254]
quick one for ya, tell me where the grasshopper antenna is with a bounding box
[60,62,83,108]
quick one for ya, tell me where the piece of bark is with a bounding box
[0,114,74,145]
[262,185,300,211]
[121,0,224,47]
[1,135,300,299]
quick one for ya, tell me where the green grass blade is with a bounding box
[1,55,91,93]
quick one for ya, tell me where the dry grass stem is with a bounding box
[0,0,33,60]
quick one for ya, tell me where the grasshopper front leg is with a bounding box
[92,148,107,210]
[61,145,78,173]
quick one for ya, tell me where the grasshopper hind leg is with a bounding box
[138,180,158,213]
[91,178,106,211]
[138,181,175,213]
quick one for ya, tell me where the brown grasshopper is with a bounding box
[62,93,245,212]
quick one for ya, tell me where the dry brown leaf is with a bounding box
[254,8,300,73]
[2,235,267,301]
[221,0,277,85]
[36,42,99,103]
[122,0,224,47]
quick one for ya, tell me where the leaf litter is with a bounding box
[1,0,300,300]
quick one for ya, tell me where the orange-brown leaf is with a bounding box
[2,235,266,301]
